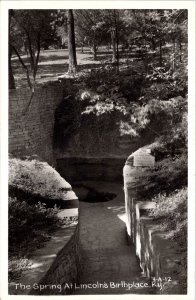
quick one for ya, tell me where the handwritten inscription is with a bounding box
[133,153,155,167]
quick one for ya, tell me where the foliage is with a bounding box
[123,9,187,65]
[145,66,173,82]
[8,196,61,281]
[10,9,188,157]
[76,63,187,142]
[10,8,188,88]
[53,55,187,155]
[75,10,109,49]
[148,187,187,291]
[10,10,58,53]
[9,197,60,256]
[9,156,72,200]
[9,9,58,90]
[134,153,187,200]
[8,156,78,281]
[132,152,187,291]
[149,188,187,241]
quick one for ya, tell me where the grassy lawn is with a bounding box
[12,48,113,88]
[11,44,187,89]
[11,46,148,88]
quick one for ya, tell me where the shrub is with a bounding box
[135,153,187,200]
[149,188,187,241]
[149,188,187,292]
[9,197,61,257]
[8,156,77,281]
[9,156,73,200]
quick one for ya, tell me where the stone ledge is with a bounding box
[124,193,186,294]
[139,215,186,294]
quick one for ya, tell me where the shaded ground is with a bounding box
[11,44,187,89]
[11,47,144,88]
[12,48,109,88]
[73,181,156,295]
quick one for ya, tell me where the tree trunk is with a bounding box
[9,46,15,90]
[152,39,156,51]
[159,40,162,67]
[179,38,182,63]
[9,11,15,89]
[92,43,97,60]
[172,38,176,71]
[111,30,117,63]
[67,9,77,75]
[114,11,119,73]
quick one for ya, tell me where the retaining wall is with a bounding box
[123,148,186,294]
[30,217,80,296]
[9,82,67,165]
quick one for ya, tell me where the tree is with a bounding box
[123,9,187,72]
[9,10,16,89]
[165,10,188,69]
[111,10,120,68]
[67,9,77,75]
[75,10,109,60]
[9,10,57,92]
[102,10,127,69]
[51,9,78,73]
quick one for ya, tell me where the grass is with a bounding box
[11,44,187,89]
[12,48,110,88]
[11,47,146,88]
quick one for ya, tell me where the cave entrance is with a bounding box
[56,157,125,203]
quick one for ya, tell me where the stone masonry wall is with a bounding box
[9,82,64,165]
[30,225,80,295]
[123,148,186,294]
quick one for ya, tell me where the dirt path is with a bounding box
[73,181,155,295]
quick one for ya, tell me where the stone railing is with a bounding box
[123,148,186,294]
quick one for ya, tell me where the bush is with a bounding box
[9,156,73,200]
[149,188,187,292]
[149,188,187,241]
[135,153,187,200]
[8,156,77,281]
[9,197,61,257]
[52,62,187,158]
